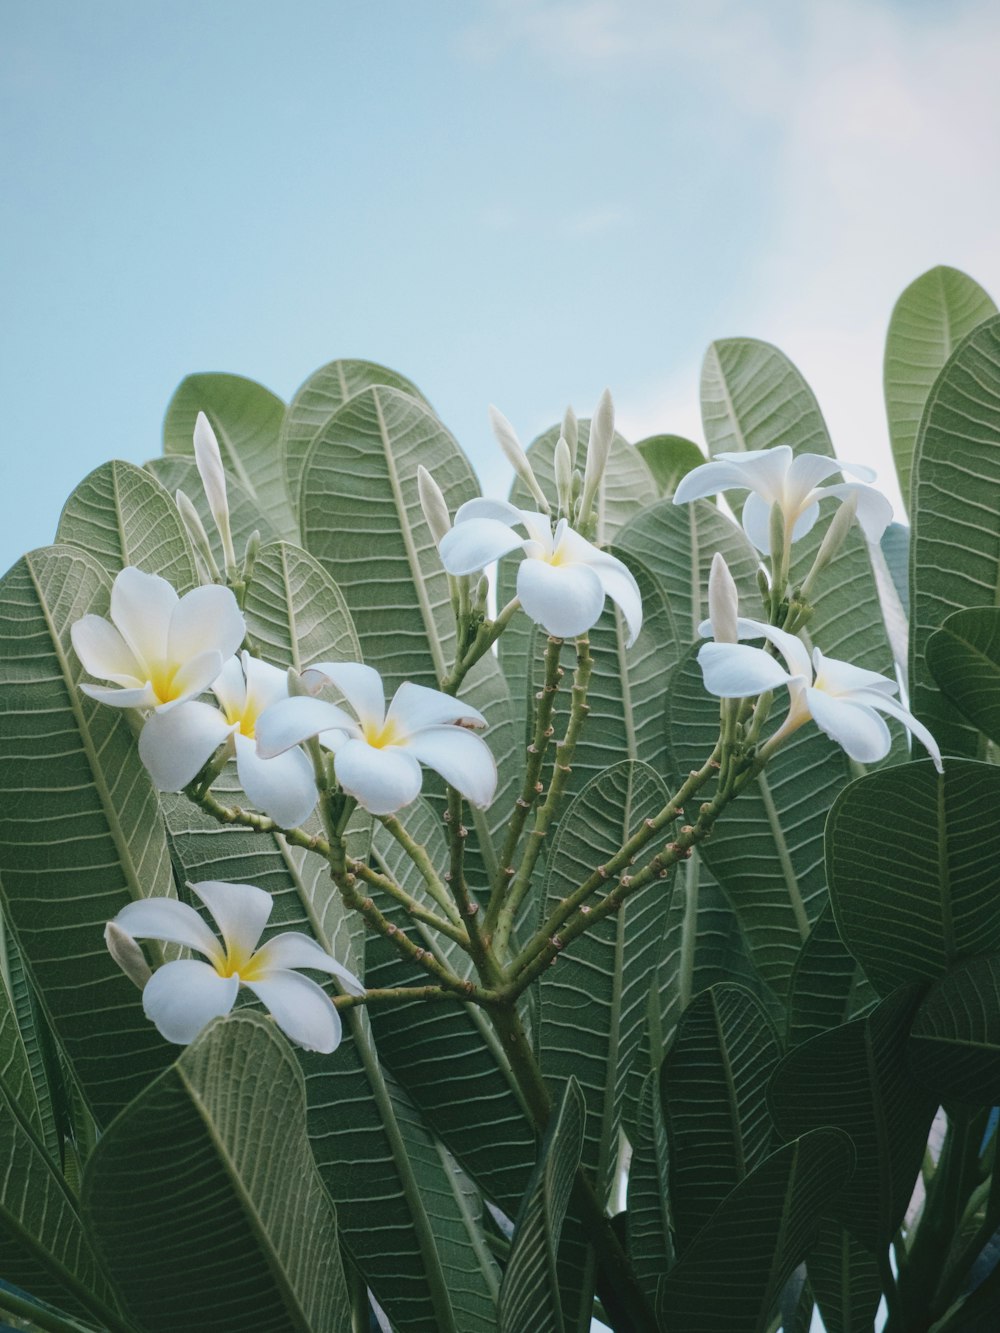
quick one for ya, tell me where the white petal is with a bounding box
[211,654,248,717]
[452,497,526,526]
[805,689,891,764]
[852,691,944,773]
[717,446,794,499]
[812,649,897,697]
[385,680,487,735]
[517,557,605,638]
[333,737,423,815]
[822,483,893,544]
[251,932,365,996]
[111,568,177,673]
[138,701,232,790]
[589,552,643,647]
[142,959,238,1044]
[242,654,290,713]
[439,517,526,575]
[402,725,498,808]
[301,661,385,728]
[80,681,159,710]
[191,880,272,963]
[71,615,143,684]
[790,499,821,543]
[784,452,858,499]
[673,458,764,505]
[234,734,317,828]
[255,696,358,758]
[157,649,226,711]
[243,970,342,1053]
[740,490,773,553]
[114,897,225,967]
[168,584,245,665]
[736,620,813,680]
[697,642,792,698]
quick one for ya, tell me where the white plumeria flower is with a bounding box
[673,445,893,554]
[138,651,317,828]
[255,661,497,816]
[697,616,943,772]
[111,880,364,1052]
[71,567,245,712]
[437,498,643,644]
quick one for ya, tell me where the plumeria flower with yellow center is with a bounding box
[71,567,245,712]
[110,880,363,1052]
[438,498,643,644]
[697,613,943,771]
[255,661,497,816]
[673,446,893,554]
[138,651,317,828]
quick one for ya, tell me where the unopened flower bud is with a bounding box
[562,405,579,469]
[105,921,152,991]
[579,388,615,523]
[242,529,261,585]
[193,411,237,572]
[554,436,573,512]
[708,552,739,643]
[417,465,451,546]
[804,490,859,593]
[175,489,221,584]
[489,405,550,512]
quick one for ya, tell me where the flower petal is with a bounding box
[138,701,232,790]
[452,497,526,526]
[333,737,423,815]
[242,654,290,714]
[784,452,859,499]
[740,490,773,553]
[234,734,317,828]
[516,557,604,638]
[697,642,792,698]
[167,584,246,665]
[822,482,893,544]
[673,457,766,505]
[790,499,821,543]
[251,932,365,996]
[159,649,226,710]
[211,654,247,717]
[243,971,342,1053]
[111,568,177,672]
[80,681,159,710]
[812,649,897,697]
[402,725,498,808]
[255,696,358,758]
[588,552,643,647]
[142,959,238,1044]
[385,680,487,735]
[804,689,891,764]
[71,615,143,684]
[300,661,385,728]
[190,880,273,964]
[439,517,526,575]
[735,620,813,680]
[114,897,225,966]
[852,691,944,773]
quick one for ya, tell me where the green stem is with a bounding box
[440,597,521,695]
[445,787,494,976]
[333,984,474,1010]
[377,813,464,927]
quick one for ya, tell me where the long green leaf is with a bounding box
[56,461,197,591]
[0,905,57,1157]
[909,314,1000,757]
[660,982,780,1250]
[163,371,297,540]
[927,608,1000,746]
[626,1071,673,1308]
[635,434,705,497]
[282,358,429,515]
[242,539,362,670]
[0,547,176,1122]
[786,903,876,1048]
[808,1219,882,1333]
[656,1129,855,1333]
[909,954,1000,1105]
[826,760,1000,995]
[768,988,936,1250]
[83,1013,352,1333]
[884,265,997,514]
[498,1077,585,1333]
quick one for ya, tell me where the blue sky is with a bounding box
[3,0,1000,574]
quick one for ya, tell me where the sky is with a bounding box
[3,0,1000,577]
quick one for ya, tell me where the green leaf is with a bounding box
[768,988,936,1250]
[826,759,1000,995]
[0,1075,122,1329]
[909,314,1000,757]
[808,1219,882,1333]
[163,371,297,540]
[626,1071,673,1309]
[927,608,1000,746]
[635,434,705,497]
[83,1013,352,1333]
[909,954,1000,1104]
[666,643,850,995]
[0,905,58,1158]
[0,547,175,1123]
[538,760,673,1330]
[701,338,835,459]
[498,1077,585,1333]
[282,358,429,516]
[884,265,997,514]
[660,982,781,1250]
[242,540,362,670]
[144,454,278,571]
[656,1129,855,1333]
[56,461,197,591]
[787,903,876,1048]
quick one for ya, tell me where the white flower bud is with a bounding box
[801,491,860,598]
[193,411,237,572]
[105,921,152,990]
[579,389,615,524]
[562,405,579,470]
[488,405,550,513]
[417,465,452,546]
[554,436,573,513]
[708,552,740,644]
[175,489,221,584]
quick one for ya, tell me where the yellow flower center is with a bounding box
[215,943,267,982]
[361,717,402,749]
[149,662,183,704]
[221,696,262,739]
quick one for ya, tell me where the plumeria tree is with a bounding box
[4,266,1000,1333]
